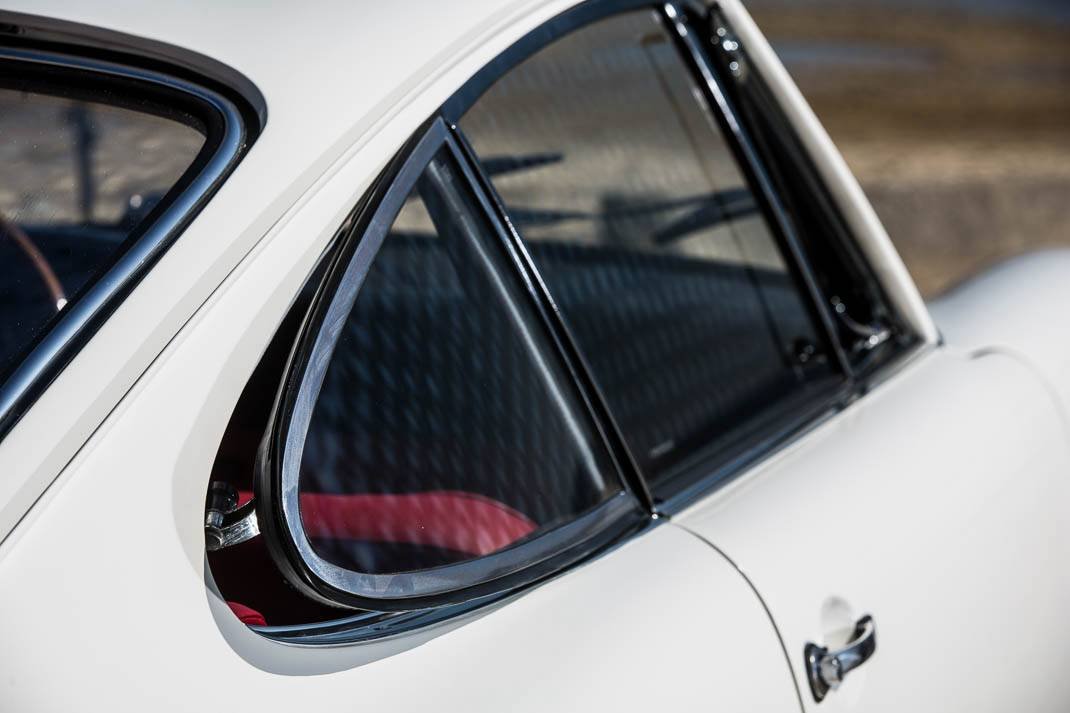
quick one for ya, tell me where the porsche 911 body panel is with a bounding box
[0,476,800,711]
[676,346,1070,712]
[929,248,1070,420]
[0,0,1062,711]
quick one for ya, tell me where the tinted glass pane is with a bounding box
[0,85,205,379]
[461,11,836,488]
[298,150,620,575]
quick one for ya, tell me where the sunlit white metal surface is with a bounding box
[676,347,1070,712]
[929,248,1070,421]
[0,1,1066,712]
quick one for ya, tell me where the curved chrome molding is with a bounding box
[0,46,250,440]
[257,117,642,611]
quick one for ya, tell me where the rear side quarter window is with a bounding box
[252,120,642,611]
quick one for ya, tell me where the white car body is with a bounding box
[1,1,1068,711]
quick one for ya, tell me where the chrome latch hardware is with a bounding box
[805,615,877,702]
[831,296,892,353]
[711,20,747,79]
[205,481,259,551]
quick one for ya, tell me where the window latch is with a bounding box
[831,296,892,353]
[709,14,748,80]
[205,481,259,551]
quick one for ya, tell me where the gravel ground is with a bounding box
[749,0,1070,297]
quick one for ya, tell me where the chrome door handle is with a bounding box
[804,615,877,702]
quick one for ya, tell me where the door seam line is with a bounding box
[671,523,808,712]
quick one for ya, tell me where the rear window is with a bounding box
[0,82,206,379]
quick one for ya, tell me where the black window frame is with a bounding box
[0,18,263,442]
[443,0,894,511]
[700,3,920,383]
[242,0,919,637]
[645,2,857,506]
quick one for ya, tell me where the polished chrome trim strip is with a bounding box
[0,47,247,439]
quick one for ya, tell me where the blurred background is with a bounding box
[746,0,1070,297]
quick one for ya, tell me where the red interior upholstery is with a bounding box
[227,601,267,626]
[239,490,536,556]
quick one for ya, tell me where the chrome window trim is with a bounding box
[0,46,250,440]
[256,117,644,612]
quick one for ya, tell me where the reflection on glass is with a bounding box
[0,87,205,378]
[462,10,834,485]
[298,152,620,575]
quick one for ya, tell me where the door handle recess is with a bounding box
[804,615,877,702]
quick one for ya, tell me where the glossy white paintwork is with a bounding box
[929,248,1070,419]
[0,3,804,710]
[676,347,1070,712]
[1,479,800,711]
[0,0,1065,710]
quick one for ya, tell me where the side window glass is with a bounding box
[0,83,206,380]
[460,10,838,491]
[287,135,625,591]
